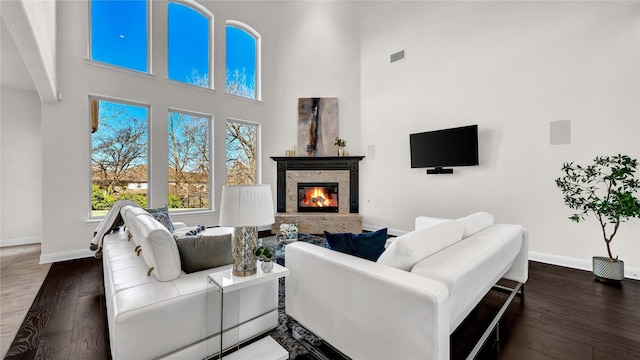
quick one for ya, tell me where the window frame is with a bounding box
[167,0,215,89]
[88,0,152,74]
[89,95,151,219]
[167,108,214,213]
[225,20,261,101]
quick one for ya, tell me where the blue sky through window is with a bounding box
[168,2,210,86]
[226,26,257,98]
[226,27,256,75]
[91,0,148,72]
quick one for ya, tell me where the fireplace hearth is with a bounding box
[298,182,339,213]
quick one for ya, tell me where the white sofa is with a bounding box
[102,205,279,359]
[285,212,528,360]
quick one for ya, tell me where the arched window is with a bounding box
[168,1,213,88]
[90,0,149,72]
[226,21,260,100]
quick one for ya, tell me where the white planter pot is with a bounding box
[261,260,274,273]
[592,256,624,282]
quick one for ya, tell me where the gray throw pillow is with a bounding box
[146,205,175,233]
[175,233,233,273]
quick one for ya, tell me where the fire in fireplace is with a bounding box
[298,182,339,212]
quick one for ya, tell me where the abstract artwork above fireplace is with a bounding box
[297,98,338,157]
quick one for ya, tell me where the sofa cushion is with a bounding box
[324,228,388,261]
[175,229,233,273]
[411,224,524,331]
[376,221,464,271]
[146,205,175,233]
[136,214,182,281]
[414,216,449,231]
[456,212,494,238]
[121,206,151,247]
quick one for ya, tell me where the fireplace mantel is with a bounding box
[271,156,364,213]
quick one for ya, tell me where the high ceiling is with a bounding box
[1,17,37,92]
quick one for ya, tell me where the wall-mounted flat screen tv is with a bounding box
[410,125,478,173]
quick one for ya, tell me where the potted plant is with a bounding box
[255,246,273,272]
[555,154,640,282]
[334,137,347,156]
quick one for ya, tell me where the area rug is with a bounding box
[269,278,323,359]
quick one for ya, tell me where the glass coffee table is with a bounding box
[258,233,328,266]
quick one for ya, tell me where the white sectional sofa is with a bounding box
[285,212,528,360]
[102,205,279,359]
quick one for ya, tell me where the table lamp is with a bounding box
[219,185,275,276]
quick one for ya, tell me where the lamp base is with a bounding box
[232,226,258,277]
[233,269,257,277]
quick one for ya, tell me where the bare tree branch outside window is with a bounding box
[226,120,257,185]
[91,100,148,215]
[168,111,210,210]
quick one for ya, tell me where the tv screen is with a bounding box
[410,125,479,169]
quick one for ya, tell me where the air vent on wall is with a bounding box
[390,50,405,63]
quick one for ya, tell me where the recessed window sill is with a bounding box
[167,79,217,94]
[225,92,263,104]
[85,59,155,79]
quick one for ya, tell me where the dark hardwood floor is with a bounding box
[5,258,640,359]
[4,258,110,360]
[453,261,640,360]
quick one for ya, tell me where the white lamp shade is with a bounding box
[219,185,275,227]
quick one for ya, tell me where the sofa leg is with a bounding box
[518,284,525,299]
[467,282,523,360]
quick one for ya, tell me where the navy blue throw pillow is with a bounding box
[324,228,388,261]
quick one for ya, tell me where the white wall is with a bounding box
[0,88,42,246]
[38,1,361,262]
[359,1,640,271]
[0,0,57,102]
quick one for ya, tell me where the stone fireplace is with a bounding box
[271,156,364,234]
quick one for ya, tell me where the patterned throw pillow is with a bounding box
[146,205,175,233]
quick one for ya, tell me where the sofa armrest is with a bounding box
[285,242,450,360]
[173,222,186,230]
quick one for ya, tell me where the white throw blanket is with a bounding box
[90,200,141,257]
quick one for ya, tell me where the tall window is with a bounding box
[168,111,211,210]
[226,21,260,100]
[90,0,148,72]
[168,1,212,88]
[91,98,149,217]
[226,120,258,185]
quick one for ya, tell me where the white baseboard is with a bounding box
[528,251,640,280]
[40,248,95,264]
[0,236,41,247]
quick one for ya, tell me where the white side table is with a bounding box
[208,263,290,360]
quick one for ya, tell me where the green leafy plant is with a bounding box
[334,137,346,148]
[555,154,640,261]
[254,246,273,262]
